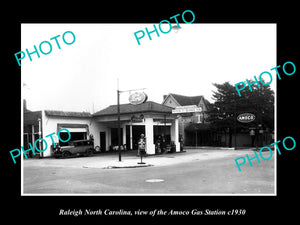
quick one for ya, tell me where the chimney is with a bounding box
[163,95,167,101]
[23,99,28,112]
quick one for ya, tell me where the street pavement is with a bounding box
[22,148,275,195]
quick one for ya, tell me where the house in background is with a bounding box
[162,93,213,147]
[162,93,273,148]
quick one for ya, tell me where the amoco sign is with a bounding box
[129,92,148,105]
[237,113,256,123]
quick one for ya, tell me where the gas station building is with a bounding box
[92,101,180,155]
[23,100,180,157]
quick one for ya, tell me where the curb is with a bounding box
[184,147,235,150]
[102,164,154,169]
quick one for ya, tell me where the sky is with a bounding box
[21,23,276,113]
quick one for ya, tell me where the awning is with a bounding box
[59,127,87,133]
[57,123,89,133]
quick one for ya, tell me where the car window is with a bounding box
[68,141,92,146]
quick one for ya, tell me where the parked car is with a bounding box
[54,140,94,158]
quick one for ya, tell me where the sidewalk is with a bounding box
[23,148,255,169]
[82,149,252,169]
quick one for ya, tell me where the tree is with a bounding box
[207,81,274,147]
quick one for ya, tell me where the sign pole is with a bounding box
[116,78,147,162]
[138,152,145,164]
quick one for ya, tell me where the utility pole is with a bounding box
[195,128,198,147]
[117,79,121,161]
[38,118,43,158]
[234,101,237,150]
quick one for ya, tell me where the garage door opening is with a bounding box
[57,126,88,146]
[59,132,87,146]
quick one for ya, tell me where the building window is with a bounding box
[197,114,201,123]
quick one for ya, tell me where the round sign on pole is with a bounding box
[129,92,148,105]
[237,113,256,123]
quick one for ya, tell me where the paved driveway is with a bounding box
[22,149,275,195]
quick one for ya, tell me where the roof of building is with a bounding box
[44,110,92,118]
[169,93,204,106]
[163,93,212,110]
[93,101,173,116]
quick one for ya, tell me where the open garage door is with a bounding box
[57,124,89,146]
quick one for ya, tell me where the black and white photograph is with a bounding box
[5,4,297,224]
[20,23,276,195]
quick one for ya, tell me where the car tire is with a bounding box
[85,149,93,156]
[62,151,71,158]
[94,146,100,152]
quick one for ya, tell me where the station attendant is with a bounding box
[138,134,146,156]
